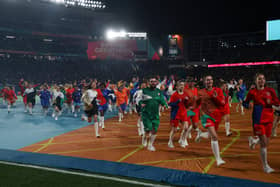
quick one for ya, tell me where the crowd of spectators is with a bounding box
[0,55,279,92]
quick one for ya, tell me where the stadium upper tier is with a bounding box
[0,0,113,36]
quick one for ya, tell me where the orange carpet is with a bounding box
[20,104,280,184]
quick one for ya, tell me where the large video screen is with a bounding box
[266,19,280,41]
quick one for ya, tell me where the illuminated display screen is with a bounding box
[266,20,280,41]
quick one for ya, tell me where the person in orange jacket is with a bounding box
[115,81,129,122]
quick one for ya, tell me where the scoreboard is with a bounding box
[168,34,183,58]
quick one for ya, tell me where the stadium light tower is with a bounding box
[48,0,107,9]
[106,29,127,40]
[50,0,64,4]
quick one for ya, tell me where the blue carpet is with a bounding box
[0,100,117,150]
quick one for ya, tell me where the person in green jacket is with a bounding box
[139,76,168,151]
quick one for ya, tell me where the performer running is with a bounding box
[196,75,226,166]
[105,82,116,112]
[236,79,246,115]
[227,80,235,107]
[243,73,279,173]
[134,82,147,136]
[23,83,37,115]
[122,81,130,114]
[72,85,82,118]
[220,81,232,136]
[65,84,75,114]
[168,80,192,148]
[82,82,100,138]
[184,78,202,140]
[115,81,129,122]
[19,79,29,112]
[129,78,139,114]
[96,83,108,129]
[4,86,17,113]
[139,77,168,151]
[53,86,64,120]
[39,84,52,116]
[1,86,8,105]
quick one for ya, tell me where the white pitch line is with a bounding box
[0,161,173,187]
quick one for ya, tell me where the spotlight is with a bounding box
[105,29,127,40]
[52,0,106,9]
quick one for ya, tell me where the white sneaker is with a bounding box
[248,136,256,150]
[138,129,142,136]
[74,113,77,118]
[178,139,182,144]
[184,139,189,146]
[82,116,88,121]
[124,111,127,114]
[180,143,186,148]
[188,133,192,139]
[52,113,55,118]
[119,118,122,122]
[55,117,58,121]
[236,105,239,112]
[142,138,147,147]
[195,133,201,143]
[264,166,275,173]
[179,140,187,148]
[272,127,277,137]
[168,141,174,148]
[226,131,233,137]
[217,159,226,166]
[148,145,156,151]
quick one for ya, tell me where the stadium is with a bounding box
[0,0,279,186]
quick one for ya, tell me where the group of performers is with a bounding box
[0,73,279,173]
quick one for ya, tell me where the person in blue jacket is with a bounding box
[39,84,52,116]
[72,85,82,117]
[236,79,246,115]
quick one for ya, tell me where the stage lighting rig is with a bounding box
[64,0,106,9]
[49,0,106,9]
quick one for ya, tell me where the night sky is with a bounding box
[109,0,280,36]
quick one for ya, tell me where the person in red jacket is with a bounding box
[184,78,202,140]
[19,79,39,113]
[65,84,75,114]
[243,73,280,173]
[19,79,28,112]
[196,75,226,166]
[96,83,108,129]
[3,86,17,113]
[1,86,8,105]
[168,80,192,148]
[219,81,232,136]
